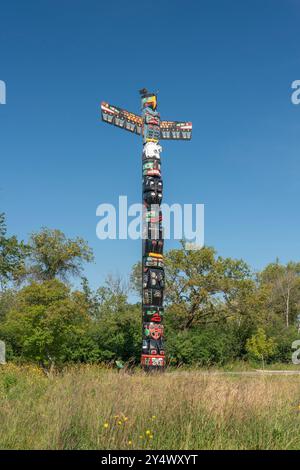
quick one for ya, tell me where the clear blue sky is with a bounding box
[0,0,299,289]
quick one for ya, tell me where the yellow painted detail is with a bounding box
[148,253,163,259]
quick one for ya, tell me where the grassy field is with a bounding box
[0,364,300,450]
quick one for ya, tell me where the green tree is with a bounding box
[96,275,128,315]
[246,327,277,368]
[27,228,94,282]
[80,275,140,363]
[81,275,129,320]
[132,243,254,330]
[0,289,16,323]
[91,305,141,363]
[0,213,27,289]
[0,280,93,365]
[166,323,241,366]
[259,262,300,328]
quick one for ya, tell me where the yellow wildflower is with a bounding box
[103,423,109,429]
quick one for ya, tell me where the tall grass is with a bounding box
[0,364,300,450]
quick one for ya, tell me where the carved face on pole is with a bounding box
[143,142,162,160]
[141,94,157,110]
[144,322,164,340]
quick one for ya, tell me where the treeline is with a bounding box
[0,212,299,367]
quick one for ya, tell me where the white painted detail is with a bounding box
[0,341,6,364]
[143,142,162,159]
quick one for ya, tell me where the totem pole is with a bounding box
[101,89,192,370]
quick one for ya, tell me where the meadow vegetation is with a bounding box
[0,364,300,450]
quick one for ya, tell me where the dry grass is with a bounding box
[0,364,300,449]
